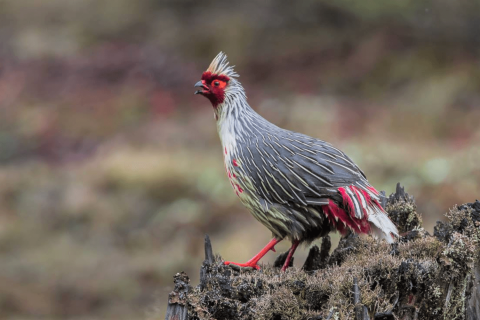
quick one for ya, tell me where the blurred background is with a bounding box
[0,1,479,319]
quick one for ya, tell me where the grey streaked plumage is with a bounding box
[195,52,398,270]
[224,102,379,241]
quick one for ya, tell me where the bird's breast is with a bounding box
[224,149,245,198]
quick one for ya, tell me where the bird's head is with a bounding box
[194,52,243,109]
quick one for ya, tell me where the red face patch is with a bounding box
[198,72,230,107]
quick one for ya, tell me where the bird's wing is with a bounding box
[236,130,370,208]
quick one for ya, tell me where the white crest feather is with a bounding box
[207,52,239,78]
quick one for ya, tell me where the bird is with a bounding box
[194,52,398,272]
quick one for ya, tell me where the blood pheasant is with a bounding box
[194,52,398,271]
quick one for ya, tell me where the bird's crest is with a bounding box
[207,52,239,79]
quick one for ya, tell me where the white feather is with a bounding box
[367,204,398,243]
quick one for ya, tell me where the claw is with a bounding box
[224,261,261,270]
[223,238,282,272]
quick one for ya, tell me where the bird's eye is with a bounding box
[214,81,220,86]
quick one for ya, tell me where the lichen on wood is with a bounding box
[165,185,480,320]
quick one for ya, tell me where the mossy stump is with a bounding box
[165,184,480,320]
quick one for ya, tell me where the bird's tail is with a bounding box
[365,201,398,244]
[332,185,398,243]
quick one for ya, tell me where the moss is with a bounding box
[385,185,422,234]
[182,197,480,320]
[256,287,302,320]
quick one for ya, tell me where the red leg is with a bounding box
[224,238,281,270]
[281,240,300,272]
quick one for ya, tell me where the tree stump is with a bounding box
[164,183,480,319]
[164,272,191,320]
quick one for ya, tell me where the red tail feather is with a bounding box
[322,199,370,235]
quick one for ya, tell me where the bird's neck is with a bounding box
[217,106,237,156]
[216,94,262,156]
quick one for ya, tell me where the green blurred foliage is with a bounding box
[0,1,478,319]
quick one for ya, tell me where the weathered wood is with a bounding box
[165,303,187,320]
[165,272,190,320]
[353,277,361,304]
[390,182,414,203]
[379,190,387,209]
[467,260,480,320]
[165,184,480,319]
[204,234,214,264]
[165,236,211,319]
[467,200,480,320]
[303,245,321,272]
[303,235,331,272]
[200,234,214,290]
[353,277,370,320]
[374,311,394,320]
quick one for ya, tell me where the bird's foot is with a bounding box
[224,261,260,271]
[281,240,300,272]
[223,238,282,271]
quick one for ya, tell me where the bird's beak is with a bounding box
[194,81,208,95]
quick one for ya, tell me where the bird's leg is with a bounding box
[224,238,281,270]
[281,240,300,272]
